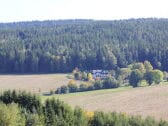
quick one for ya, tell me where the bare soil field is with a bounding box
[0,74,71,93]
[46,83,168,120]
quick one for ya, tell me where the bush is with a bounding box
[50,89,54,95]
[145,70,164,85]
[94,80,103,90]
[129,69,143,87]
[87,84,95,91]
[0,102,25,126]
[82,72,88,81]
[25,113,44,126]
[103,77,119,89]
[74,106,88,126]
[60,85,69,94]
[68,83,78,93]
[138,80,149,87]
[87,73,93,81]
[74,72,82,80]
[79,83,89,92]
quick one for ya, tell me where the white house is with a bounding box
[92,70,109,79]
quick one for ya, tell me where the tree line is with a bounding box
[1,19,168,73]
[56,61,165,94]
[0,90,168,126]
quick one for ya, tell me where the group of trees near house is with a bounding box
[1,18,168,73]
[56,61,165,94]
[0,90,168,126]
[129,61,164,87]
[56,76,120,94]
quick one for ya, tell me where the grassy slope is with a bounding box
[43,83,168,120]
[42,86,132,100]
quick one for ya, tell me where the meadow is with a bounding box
[43,82,168,120]
[0,74,71,93]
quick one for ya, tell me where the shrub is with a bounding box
[74,106,88,126]
[79,83,89,92]
[0,102,25,126]
[74,72,82,80]
[25,113,44,126]
[152,70,163,84]
[145,70,164,85]
[85,111,94,119]
[94,80,103,90]
[60,85,69,94]
[68,79,77,85]
[82,72,88,81]
[87,84,95,91]
[56,85,69,94]
[50,89,54,95]
[67,80,78,93]
[129,69,143,87]
[103,77,119,89]
[68,83,78,93]
[138,80,149,87]
[87,73,93,81]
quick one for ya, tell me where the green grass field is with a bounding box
[42,86,132,100]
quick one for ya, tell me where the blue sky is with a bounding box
[0,0,168,23]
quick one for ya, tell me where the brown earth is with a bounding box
[0,74,71,93]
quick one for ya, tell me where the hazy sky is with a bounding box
[0,0,168,23]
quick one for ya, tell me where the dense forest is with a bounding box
[1,18,168,73]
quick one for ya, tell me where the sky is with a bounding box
[0,0,168,23]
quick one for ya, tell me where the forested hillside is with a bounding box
[1,18,168,73]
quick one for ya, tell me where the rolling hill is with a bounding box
[43,83,168,120]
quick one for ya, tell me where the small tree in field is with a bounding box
[68,80,78,92]
[129,69,143,87]
[145,70,163,85]
[144,72,154,85]
[87,73,93,81]
[60,85,69,94]
[74,72,82,80]
[144,60,153,72]
[82,72,88,81]
[94,80,103,90]
[117,68,131,84]
[153,70,163,84]
[103,77,119,89]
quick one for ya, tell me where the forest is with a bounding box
[0,18,168,73]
